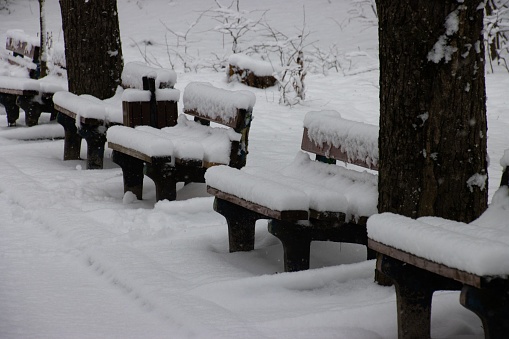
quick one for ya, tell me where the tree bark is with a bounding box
[377,0,488,222]
[59,0,123,99]
[39,0,47,78]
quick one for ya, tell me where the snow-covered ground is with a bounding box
[1,1,508,338]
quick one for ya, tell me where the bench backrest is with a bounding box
[182,82,256,168]
[121,62,179,129]
[301,110,379,170]
[6,30,41,79]
[121,62,177,90]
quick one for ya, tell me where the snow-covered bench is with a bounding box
[0,30,66,126]
[53,62,178,169]
[107,82,255,202]
[205,110,378,272]
[367,152,509,339]
[227,53,279,89]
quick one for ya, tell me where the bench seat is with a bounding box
[107,114,241,167]
[53,90,123,126]
[0,75,66,96]
[206,151,377,222]
[368,190,509,279]
[367,157,509,339]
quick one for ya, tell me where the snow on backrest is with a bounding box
[121,62,177,90]
[6,29,40,58]
[183,82,255,128]
[303,110,379,169]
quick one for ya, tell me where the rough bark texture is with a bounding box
[39,0,47,78]
[59,0,123,99]
[377,0,488,222]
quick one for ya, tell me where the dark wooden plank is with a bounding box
[108,141,172,164]
[0,87,37,96]
[309,209,346,222]
[368,239,483,288]
[6,37,40,60]
[184,108,246,130]
[54,104,77,119]
[301,127,378,170]
[54,104,105,126]
[207,186,309,221]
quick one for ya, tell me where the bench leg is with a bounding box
[17,95,42,127]
[57,113,82,160]
[460,285,509,339]
[214,198,261,252]
[112,150,144,200]
[144,162,177,201]
[378,255,462,339]
[268,220,312,272]
[79,124,107,170]
[0,93,20,126]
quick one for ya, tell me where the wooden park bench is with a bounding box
[52,62,178,169]
[367,154,509,339]
[107,81,255,202]
[0,30,66,126]
[205,110,379,272]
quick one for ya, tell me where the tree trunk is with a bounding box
[377,0,488,223]
[39,0,47,78]
[59,0,123,99]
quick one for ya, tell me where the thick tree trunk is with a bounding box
[59,0,123,99]
[377,0,488,222]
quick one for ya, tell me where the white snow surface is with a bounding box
[367,185,509,276]
[1,0,507,338]
[6,28,39,48]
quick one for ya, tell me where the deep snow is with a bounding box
[1,0,508,338]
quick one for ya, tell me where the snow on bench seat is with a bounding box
[0,75,66,95]
[206,151,377,221]
[367,186,509,277]
[53,90,123,125]
[107,114,241,165]
[206,110,378,221]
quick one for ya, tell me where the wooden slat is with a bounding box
[184,108,244,130]
[0,87,36,96]
[54,104,108,126]
[309,209,346,222]
[368,239,484,288]
[108,142,172,164]
[301,127,378,170]
[207,186,309,221]
[175,158,202,167]
[108,141,171,164]
[6,37,40,60]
